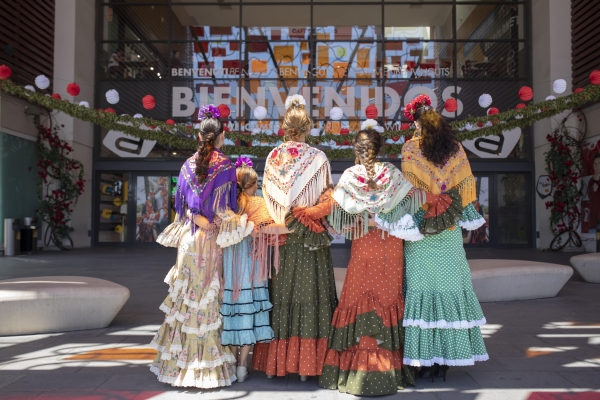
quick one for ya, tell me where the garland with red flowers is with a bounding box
[36,118,85,250]
[544,111,586,251]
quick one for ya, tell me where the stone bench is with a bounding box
[469,260,573,302]
[334,259,573,303]
[0,276,130,336]
[570,253,600,283]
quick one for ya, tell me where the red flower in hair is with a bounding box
[403,94,432,121]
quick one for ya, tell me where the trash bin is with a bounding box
[20,217,38,254]
[3,219,21,256]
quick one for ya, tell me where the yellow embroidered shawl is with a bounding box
[401,138,476,207]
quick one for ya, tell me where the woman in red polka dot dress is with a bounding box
[315,124,455,395]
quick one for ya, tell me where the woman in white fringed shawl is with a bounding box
[251,95,338,381]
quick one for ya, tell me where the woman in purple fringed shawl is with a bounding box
[150,105,238,388]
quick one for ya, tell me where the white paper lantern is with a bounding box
[105,89,119,104]
[328,140,336,147]
[329,107,343,121]
[133,113,143,118]
[35,75,50,90]
[545,95,556,101]
[310,128,320,137]
[553,79,567,94]
[79,101,90,108]
[193,123,201,129]
[465,123,474,131]
[252,128,261,135]
[485,121,493,127]
[478,94,492,108]
[24,85,35,92]
[457,126,465,131]
[374,125,384,133]
[253,106,267,120]
[515,114,523,120]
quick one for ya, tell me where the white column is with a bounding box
[53,0,96,248]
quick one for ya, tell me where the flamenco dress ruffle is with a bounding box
[402,203,489,367]
[318,229,415,396]
[150,223,237,387]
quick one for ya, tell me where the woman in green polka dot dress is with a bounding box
[401,95,488,377]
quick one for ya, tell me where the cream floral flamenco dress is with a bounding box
[150,150,238,388]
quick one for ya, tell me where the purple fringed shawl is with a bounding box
[175,150,237,223]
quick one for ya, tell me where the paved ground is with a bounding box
[0,247,599,400]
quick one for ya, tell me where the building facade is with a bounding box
[4,0,598,251]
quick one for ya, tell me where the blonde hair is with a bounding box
[236,165,258,214]
[281,105,312,141]
[353,129,383,190]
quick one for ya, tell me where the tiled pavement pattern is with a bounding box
[0,247,598,399]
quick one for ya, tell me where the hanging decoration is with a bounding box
[142,95,155,110]
[105,107,116,114]
[51,93,61,100]
[106,89,119,104]
[217,104,230,119]
[165,119,175,125]
[544,110,586,251]
[590,70,600,85]
[444,98,458,112]
[253,106,267,120]
[487,107,499,115]
[2,71,600,160]
[553,79,567,94]
[24,85,35,92]
[133,113,142,118]
[478,94,493,108]
[66,82,80,97]
[0,65,12,80]
[519,86,533,101]
[546,95,556,101]
[310,128,320,137]
[35,75,50,90]
[78,101,89,108]
[329,106,343,121]
[365,104,378,119]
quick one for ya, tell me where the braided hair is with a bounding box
[353,129,383,190]
[235,165,258,215]
[195,114,224,182]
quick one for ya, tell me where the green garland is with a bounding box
[2,78,600,159]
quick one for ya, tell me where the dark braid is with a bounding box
[353,129,383,190]
[195,115,224,182]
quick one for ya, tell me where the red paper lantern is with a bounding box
[392,136,400,142]
[400,123,411,130]
[51,93,61,100]
[477,121,484,128]
[515,103,526,109]
[574,88,584,93]
[444,98,458,113]
[487,107,499,115]
[0,65,12,80]
[142,95,155,110]
[66,82,80,97]
[217,104,230,119]
[340,128,350,135]
[518,86,533,101]
[277,128,285,136]
[166,119,175,125]
[365,104,378,119]
[105,107,116,114]
[590,70,600,85]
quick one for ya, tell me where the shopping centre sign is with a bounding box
[171,84,464,119]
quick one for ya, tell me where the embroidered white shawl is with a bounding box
[263,141,331,225]
[330,162,425,240]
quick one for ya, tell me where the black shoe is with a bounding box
[433,364,450,382]
[417,366,433,379]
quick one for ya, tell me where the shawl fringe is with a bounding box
[455,174,477,206]
[328,204,369,241]
[216,212,254,248]
[265,161,330,225]
[376,187,426,229]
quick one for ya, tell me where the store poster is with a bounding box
[136,176,170,242]
[581,138,600,234]
[463,176,490,245]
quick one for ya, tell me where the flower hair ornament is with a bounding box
[403,94,432,121]
[361,119,379,131]
[284,94,306,111]
[235,157,253,169]
[198,104,221,120]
